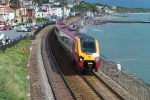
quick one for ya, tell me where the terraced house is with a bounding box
[0,0,14,25]
[10,1,27,25]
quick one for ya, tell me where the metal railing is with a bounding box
[100,56,150,100]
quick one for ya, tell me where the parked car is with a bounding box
[0,25,13,30]
[33,25,39,30]
[25,27,33,32]
[29,26,34,30]
[1,25,9,30]
[16,27,28,32]
[13,37,21,41]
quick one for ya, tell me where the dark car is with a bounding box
[13,37,20,41]
[33,25,39,30]
[29,26,34,30]
[25,27,33,32]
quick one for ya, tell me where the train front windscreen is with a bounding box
[81,38,96,53]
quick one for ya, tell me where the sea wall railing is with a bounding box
[100,57,150,100]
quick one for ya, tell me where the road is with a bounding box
[0,27,35,39]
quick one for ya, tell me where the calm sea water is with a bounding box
[81,13,150,84]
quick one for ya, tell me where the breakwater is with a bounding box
[95,20,142,25]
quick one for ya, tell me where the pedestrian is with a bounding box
[5,36,9,44]
[116,62,121,76]
[2,38,5,45]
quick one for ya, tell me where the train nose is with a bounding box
[84,62,93,71]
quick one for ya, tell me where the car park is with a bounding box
[16,27,28,32]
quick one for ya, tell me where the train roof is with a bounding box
[56,20,84,40]
[56,19,95,41]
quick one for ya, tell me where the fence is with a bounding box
[100,57,150,100]
[0,22,55,51]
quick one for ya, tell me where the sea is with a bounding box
[80,13,150,84]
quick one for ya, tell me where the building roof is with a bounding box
[5,7,14,12]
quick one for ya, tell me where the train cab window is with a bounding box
[81,38,96,53]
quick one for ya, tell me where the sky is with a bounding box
[85,0,150,9]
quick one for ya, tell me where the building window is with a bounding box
[2,0,5,3]
[21,18,23,22]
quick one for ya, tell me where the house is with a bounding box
[74,0,80,6]
[10,1,27,25]
[5,7,14,25]
[40,4,51,18]
[50,7,63,18]
[0,0,9,6]
[50,6,70,18]
[36,5,48,18]
[0,5,5,22]
[0,0,14,24]
[63,6,70,18]
[67,0,74,8]
[25,1,36,25]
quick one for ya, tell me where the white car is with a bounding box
[16,27,28,32]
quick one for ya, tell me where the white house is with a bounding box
[49,0,54,3]
[50,7,63,18]
[63,6,70,18]
[53,2,60,6]
[67,0,74,8]
[0,5,5,22]
[96,6,103,13]
[86,11,93,17]
[0,7,14,25]
[36,9,48,18]
[5,7,14,25]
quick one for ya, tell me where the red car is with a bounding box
[1,25,9,30]
[1,25,12,30]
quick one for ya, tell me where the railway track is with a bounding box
[49,28,123,99]
[31,17,127,100]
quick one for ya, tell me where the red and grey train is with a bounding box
[54,19,100,72]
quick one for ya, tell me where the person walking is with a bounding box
[116,62,121,76]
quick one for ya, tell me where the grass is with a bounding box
[0,39,32,100]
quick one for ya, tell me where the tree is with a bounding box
[58,3,66,7]
[10,0,17,3]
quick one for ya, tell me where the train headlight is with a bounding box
[79,56,84,62]
[95,56,99,62]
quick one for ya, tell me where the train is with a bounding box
[54,19,100,72]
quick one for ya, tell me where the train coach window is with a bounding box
[55,27,60,37]
[81,39,96,53]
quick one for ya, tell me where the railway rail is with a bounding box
[49,26,126,99]
[30,17,138,100]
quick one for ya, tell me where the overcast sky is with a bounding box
[85,0,150,8]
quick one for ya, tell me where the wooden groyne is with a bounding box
[95,20,142,25]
